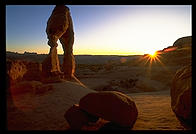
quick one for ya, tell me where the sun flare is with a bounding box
[149,51,157,58]
[140,50,163,67]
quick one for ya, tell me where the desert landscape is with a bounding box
[6,36,192,130]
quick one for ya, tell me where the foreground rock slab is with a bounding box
[7,81,96,130]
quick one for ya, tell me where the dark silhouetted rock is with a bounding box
[79,91,138,127]
[173,36,192,48]
[24,51,37,55]
[64,104,99,130]
[171,65,192,127]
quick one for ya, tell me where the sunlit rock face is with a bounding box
[6,59,43,95]
[173,36,192,48]
[7,60,42,86]
[7,59,27,86]
[170,65,192,127]
[42,5,75,80]
[79,91,138,128]
[41,53,62,79]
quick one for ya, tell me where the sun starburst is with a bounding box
[146,51,162,65]
[149,51,158,58]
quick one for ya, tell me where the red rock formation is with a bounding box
[170,65,192,127]
[6,59,27,86]
[42,5,75,80]
[79,91,138,128]
[6,59,52,97]
[23,61,42,81]
[6,60,42,86]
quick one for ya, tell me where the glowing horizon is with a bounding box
[6,5,192,55]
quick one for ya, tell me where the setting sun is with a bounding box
[140,50,163,67]
[149,51,158,58]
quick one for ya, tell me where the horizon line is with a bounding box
[6,51,144,56]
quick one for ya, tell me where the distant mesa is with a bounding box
[24,51,37,55]
[6,51,19,54]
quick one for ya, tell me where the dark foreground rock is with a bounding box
[64,104,99,130]
[173,36,192,48]
[79,91,138,128]
[170,65,192,127]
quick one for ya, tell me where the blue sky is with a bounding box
[6,5,192,55]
